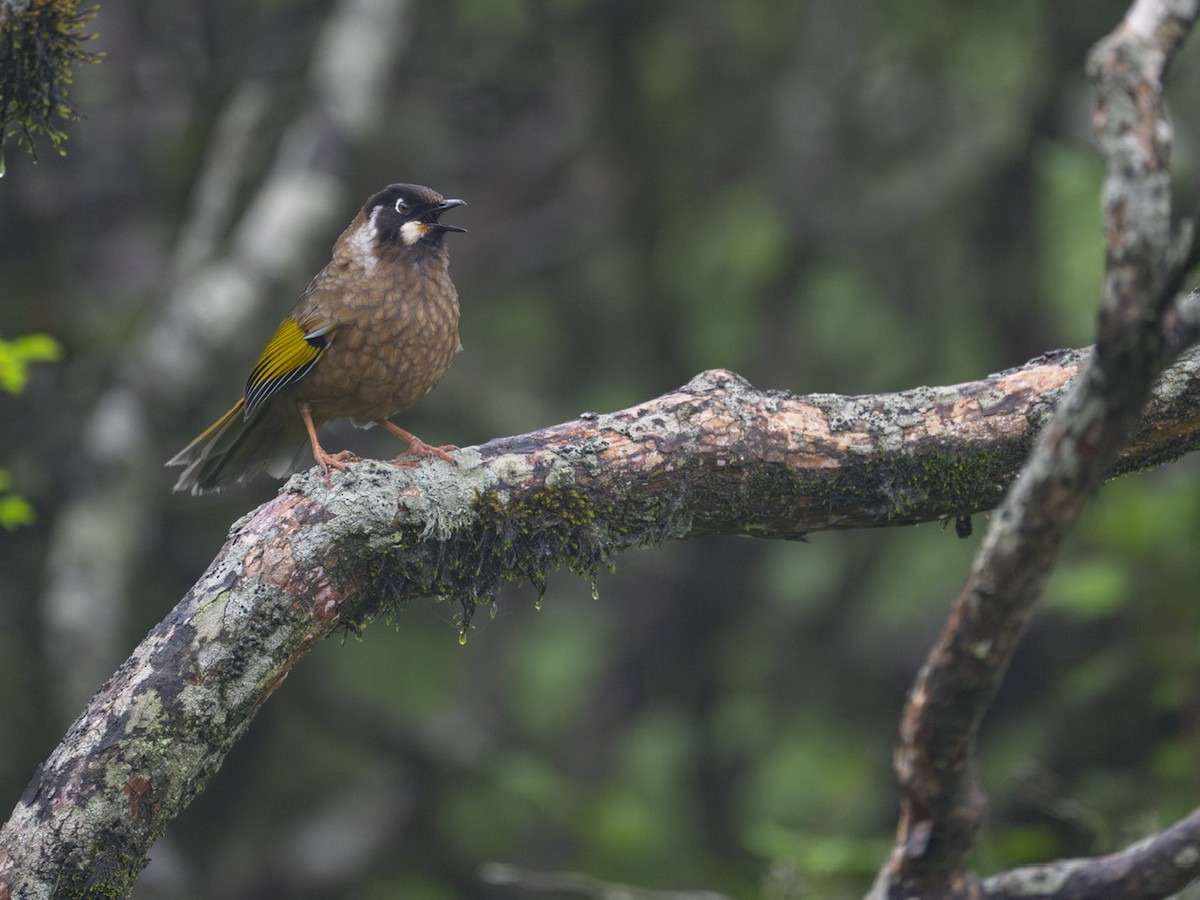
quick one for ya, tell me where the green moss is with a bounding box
[891,447,1011,517]
[733,439,1029,537]
[0,0,104,166]
[47,843,143,898]
[844,442,1028,524]
[328,485,609,639]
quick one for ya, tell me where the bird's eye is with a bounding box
[394,197,412,215]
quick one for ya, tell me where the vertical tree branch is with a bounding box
[870,2,1198,897]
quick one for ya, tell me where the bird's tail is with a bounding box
[167,398,308,494]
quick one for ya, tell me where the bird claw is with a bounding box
[315,448,359,474]
[390,438,457,468]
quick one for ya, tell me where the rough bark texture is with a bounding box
[5,348,1200,895]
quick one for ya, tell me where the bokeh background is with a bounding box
[4,0,1200,897]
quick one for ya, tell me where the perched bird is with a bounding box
[168,183,466,494]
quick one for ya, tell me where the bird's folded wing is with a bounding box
[244,317,337,415]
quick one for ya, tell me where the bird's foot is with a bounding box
[314,447,358,474]
[391,437,457,468]
[301,403,359,481]
[375,418,457,466]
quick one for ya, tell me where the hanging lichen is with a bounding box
[0,0,103,168]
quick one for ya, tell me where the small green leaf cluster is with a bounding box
[0,330,59,529]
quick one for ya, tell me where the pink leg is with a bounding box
[301,403,358,473]
[375,419,457,466]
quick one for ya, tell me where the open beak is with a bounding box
[428,198,467,233]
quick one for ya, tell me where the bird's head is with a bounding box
[363,183,467,250]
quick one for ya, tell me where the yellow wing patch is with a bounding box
[244,318,335,415]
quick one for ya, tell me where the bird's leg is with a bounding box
[375,418,457,466]
[300,403,358,473]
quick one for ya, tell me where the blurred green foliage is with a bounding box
[0,331,58,393]
[0,468,35,530]
[2,0,1200,897]
[0,331,59,528]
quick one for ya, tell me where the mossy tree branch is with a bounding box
[5,345,1200,895]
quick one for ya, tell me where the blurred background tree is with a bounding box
[2,0,1199,897]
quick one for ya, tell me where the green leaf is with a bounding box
[0,332,61,394]
[0,492,36,530]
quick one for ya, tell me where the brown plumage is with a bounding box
[168,183,466,494]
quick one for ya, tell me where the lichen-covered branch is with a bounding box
[5,343,1200,895]
[870,1,1200,898]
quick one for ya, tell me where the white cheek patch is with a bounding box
[347,206,382,271]
[400,220,428,246]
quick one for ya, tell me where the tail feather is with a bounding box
[167,398,308,494]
